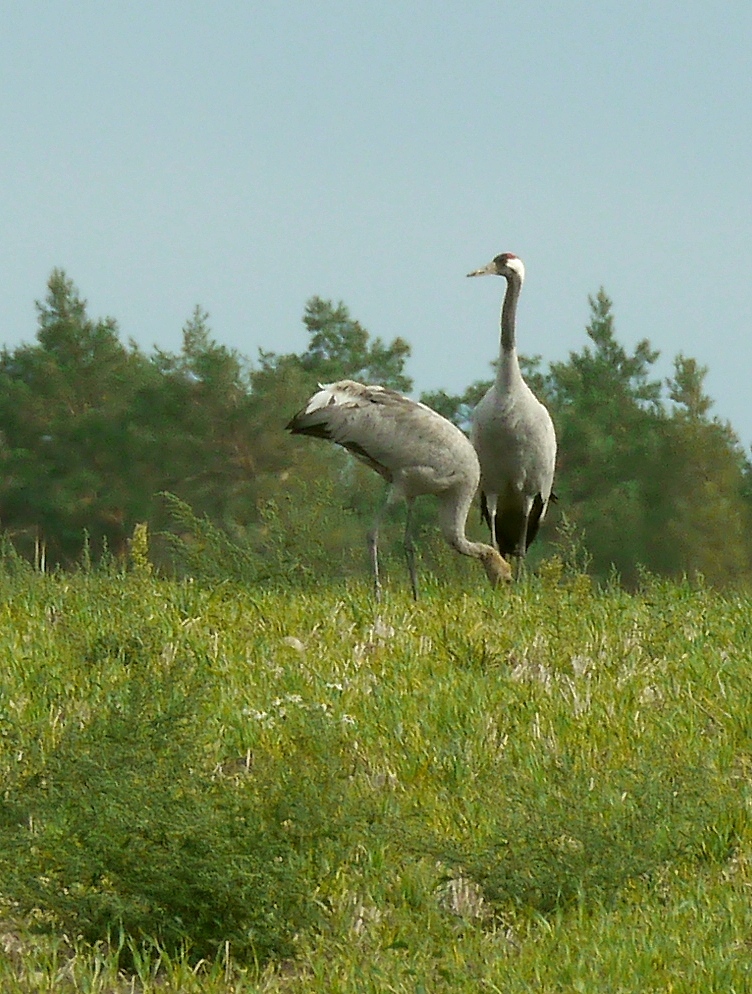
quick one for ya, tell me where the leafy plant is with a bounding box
[0,659,359,966]
[159,491,265,584]
[424,755,739,916]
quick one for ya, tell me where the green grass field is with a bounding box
[1,552,751,992]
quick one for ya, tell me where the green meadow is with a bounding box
[1,549,752,992]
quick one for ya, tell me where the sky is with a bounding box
[2,3,751,447]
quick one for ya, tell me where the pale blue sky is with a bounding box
[2,3,751,446]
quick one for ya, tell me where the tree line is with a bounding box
[1,269,750,587]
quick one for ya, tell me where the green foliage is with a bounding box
[420,379,490,433]
[298,296,412,392]
[255,483,363,585]
[543,290,665,582]
[0,270,159,562]
[425,748,735,916]
[0,635,361,967]
[556,288,663,412]
[255,295,412,398]
[143,306,259,530]
[544,291,752,585]
[127,521,153,577]
[660,354,751,584]
[0,567,751,989]
[7,680,275,963]
[2,269,752,590]
[161,476,366,588]
[159,491,265,585]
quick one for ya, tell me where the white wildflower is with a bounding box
[282,636,306,653]
[437,876,486,920]
[570,654,592,677]
[370,616,395,641]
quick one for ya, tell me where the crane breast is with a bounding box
[471,386,556,497]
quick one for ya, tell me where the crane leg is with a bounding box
[513,519,529,580]
[367,492,392,601]
[403,502,419,601]
[485,497,498,553]
[366,524,382,602]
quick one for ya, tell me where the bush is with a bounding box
[422,752,740,916]
[0,660,358,966]
[159,492,266,585]
[160,482,364,588]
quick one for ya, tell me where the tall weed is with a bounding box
[422,754,739,915]
[0,659,361,966]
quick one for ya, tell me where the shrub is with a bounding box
[422,752,740,916]
[0,661,358,966]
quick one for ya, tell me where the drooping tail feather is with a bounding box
[285,410,333,439]
[480,490,547,557]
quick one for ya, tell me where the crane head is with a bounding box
[467,253,525,282]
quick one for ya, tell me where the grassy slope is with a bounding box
[1,559,751,992]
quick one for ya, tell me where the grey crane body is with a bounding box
[468,254,557,561]
[286,379,511,598]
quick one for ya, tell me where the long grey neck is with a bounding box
[500,273,522,354]
[438,495,494,562]
[437,493,474,555]
[496,273,523,388]
[438,494,510,585]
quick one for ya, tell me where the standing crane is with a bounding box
[286,379,512,599]
[467,253,557,568]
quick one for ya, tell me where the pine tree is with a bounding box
[0,271,156,561]
[545,289,665,583]
[661,355,751,584]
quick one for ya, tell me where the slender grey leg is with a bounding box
[514,518,528,581]
[367,495,391,601]
[367,524,381,601]
[486,498,498,553]
[403,501,419,601]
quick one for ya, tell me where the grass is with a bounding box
[0,552,751,991]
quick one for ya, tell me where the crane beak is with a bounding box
[466,261,497,277]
